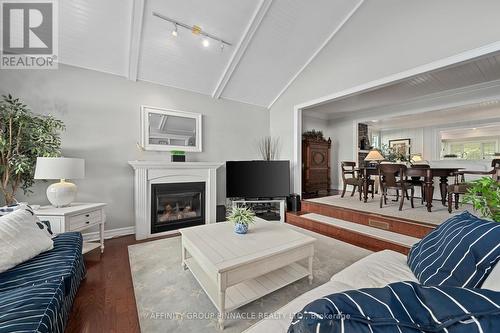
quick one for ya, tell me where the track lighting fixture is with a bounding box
[153,12,232,49]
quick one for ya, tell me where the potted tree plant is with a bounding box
[463,176,500,222]
[0,95,65,205]
[227,205,255,234]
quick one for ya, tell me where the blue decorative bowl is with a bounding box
[234,223,248,234]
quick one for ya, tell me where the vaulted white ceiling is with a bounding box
[57,0,363,108]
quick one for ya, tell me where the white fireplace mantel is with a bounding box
[128,160,223,240]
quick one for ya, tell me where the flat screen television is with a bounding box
[226,160,290,198]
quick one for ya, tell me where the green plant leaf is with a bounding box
[463,176,500,222]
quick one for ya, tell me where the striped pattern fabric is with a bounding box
[0,233,85,333]
[407,211,500,288]
[288,281,500,333]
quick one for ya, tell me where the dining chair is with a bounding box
[340,161,374,200]
[447,158,500,213]
[408,164,430,204]
[379,164,414,211]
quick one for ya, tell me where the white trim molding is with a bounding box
[295,40,500,111]
[83,226,135,242]
[127,0,146,81]
[292,106,302,194]
[327,78,500,121]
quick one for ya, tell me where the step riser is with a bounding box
[286,213,410,255]
[301,201,434,238]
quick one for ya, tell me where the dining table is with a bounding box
[357,166,462,212]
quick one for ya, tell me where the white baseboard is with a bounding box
[82,226,135,242]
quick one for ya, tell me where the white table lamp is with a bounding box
[34,157,85,207]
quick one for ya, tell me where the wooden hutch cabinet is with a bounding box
[302,137,331,195]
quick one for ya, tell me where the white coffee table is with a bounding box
[180,218,316,329]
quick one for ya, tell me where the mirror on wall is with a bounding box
[141,106,202,152]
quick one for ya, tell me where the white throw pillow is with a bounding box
[0,206,54,273]
[481,262,500,291]
[0,204,54,238]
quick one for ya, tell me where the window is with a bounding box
[444,140,498,160]
[483,142,496,158]
[371,134,380,149]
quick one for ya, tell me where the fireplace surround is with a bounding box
[151,182,205,234]
[129,161,222,240]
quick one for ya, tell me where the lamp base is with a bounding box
[47,180,77,208]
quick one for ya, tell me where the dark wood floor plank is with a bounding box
[66,234,178,333]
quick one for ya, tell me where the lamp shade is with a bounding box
[34,157,85,180]
[411,154,423,162]
[364,150,385,161]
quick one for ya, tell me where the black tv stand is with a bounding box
[231,199,285,223]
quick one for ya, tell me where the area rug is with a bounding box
[128,225,372,332]
[307,195,472,226]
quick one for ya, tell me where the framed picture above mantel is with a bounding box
[140,106,202,152]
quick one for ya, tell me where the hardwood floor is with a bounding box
[66,234,178,333]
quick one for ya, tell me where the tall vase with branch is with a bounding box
[0,95,65,205]
[258,136,280,161]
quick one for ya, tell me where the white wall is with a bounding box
[302,115,329,134]
[0,65,269,230]
[269,0,500,175]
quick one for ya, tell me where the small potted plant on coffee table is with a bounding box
[227,205,255,234]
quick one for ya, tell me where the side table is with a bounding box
[34,202,106,254]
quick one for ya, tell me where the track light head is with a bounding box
[202,39,210,47]
[171,23,178,37]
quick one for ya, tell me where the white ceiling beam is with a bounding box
[267,0,365,109]
[127,0,146,81]
[211,0,273,98]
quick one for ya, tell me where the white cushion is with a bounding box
[243,280,354,333]
[0,204,53,238]
[481,262,500,291]
[245,250,418,333]
[331,250,418,288]
[0,206,54,273]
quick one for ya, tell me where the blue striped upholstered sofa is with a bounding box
[0,232,85,333]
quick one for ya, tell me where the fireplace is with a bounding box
[151,182,205,234]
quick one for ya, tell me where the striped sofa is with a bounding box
[0,232,85,333]
[246,211,500,332]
